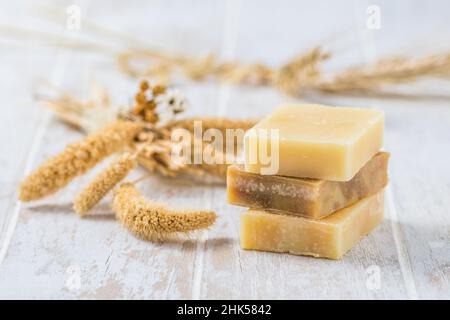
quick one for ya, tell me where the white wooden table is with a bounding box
[0,0,449,299]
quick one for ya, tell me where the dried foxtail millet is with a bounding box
[19,120,143,202]
[113,183,217,241]
[73,152,137,216]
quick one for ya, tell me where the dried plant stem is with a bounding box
[0,25,117,53]
[74,152,137,216]
[167,117,255,174]
[137,128,241,182]
[36,82,119,134]
[35,86,253,183]
[189,163,229,180]
[20,120,143,202]
[129,172,154,185]
[120,47,450,96]
[7,24,450,98]
[165,117,257,135]
[113,183,216,241]
[315,53,450,94]
[118,47,330,96]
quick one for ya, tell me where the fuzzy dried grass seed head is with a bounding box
[19,120,143,202]
[113,183,216,241]
[74,152,137,216]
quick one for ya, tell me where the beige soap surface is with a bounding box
[244,104,384,181]
[240,191,385,260]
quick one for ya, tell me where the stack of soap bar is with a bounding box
[228,152,389,219]
[240,191,384,260]
[228,104,387,260]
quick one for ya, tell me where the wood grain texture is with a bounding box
[0,0,449,299]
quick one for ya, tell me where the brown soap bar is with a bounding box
[228,152,389,219]
[240,191,385,260]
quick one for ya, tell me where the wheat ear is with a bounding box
[19,120,143,202]
[73,153,137,216]
[113,183,216,241]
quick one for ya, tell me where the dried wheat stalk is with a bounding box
[118,46,450,96]
[314,53,450,94]
[6,24,450,97]
[118,47,330,96]
[113,183,216,242]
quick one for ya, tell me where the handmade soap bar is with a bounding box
[228,152,389,219]
[244,104,384,181]
[240,191,384,260]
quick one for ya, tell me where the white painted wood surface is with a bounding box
[0,0,449,299]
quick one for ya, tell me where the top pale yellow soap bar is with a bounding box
[244,104,384,181]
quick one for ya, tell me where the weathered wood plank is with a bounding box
[0,0,449,299]
[0,0,227,299]
[381,100,450,299]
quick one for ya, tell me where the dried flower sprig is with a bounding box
[131,80,186,126]
[19,120,143,201]
[113,183,216,242]
[73,152,137,216]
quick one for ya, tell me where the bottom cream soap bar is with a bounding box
[240,190,384,260]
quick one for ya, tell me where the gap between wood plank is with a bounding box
[385,186,419,299]
[216,0,241,117]
[190,0,242,299]
[191,230,208,300]
[351,1,419,299]
[0,50,73,268]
